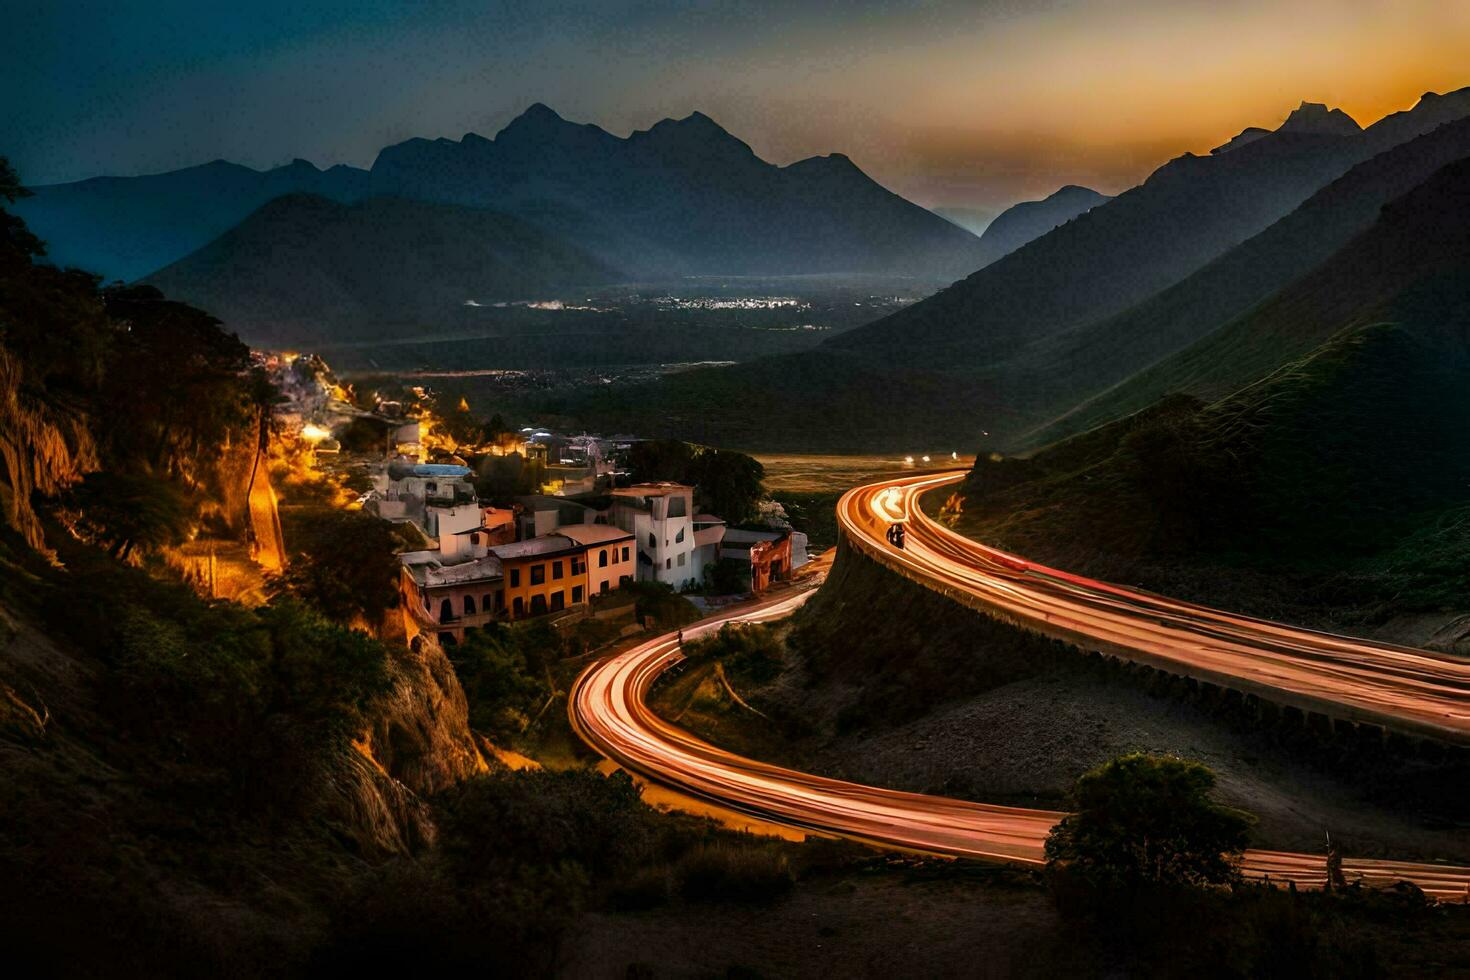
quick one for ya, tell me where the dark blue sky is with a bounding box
[6,1,1466,210]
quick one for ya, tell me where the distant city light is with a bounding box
[300,423,331,443]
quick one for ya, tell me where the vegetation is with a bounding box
[686,622,784,684]
[450,620,557,738]
[627,438,766,523]
[270,509,402,626]
[1045,754,1253,891]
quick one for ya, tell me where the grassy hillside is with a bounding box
[1026,128,1470,446]
[944,156,1470,629]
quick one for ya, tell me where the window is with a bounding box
[667,495,687,518]
[483,593,494,614]
[552,560,564,580]
[439,598,454,622]
[463,595,476,615]
[531,594,547,615]
[572,585,584,603]
[600,581,610,594]
[622,546,630,562]
[647,532,656,549]
[513,596,524,617]
[620,575,632,587]
[665,558,672,569]
[469,532,479,545]
[531,564,545,586]
[677,553,686,567]
[675,527,685,544]
[510,568,521,587]
[573,557,585,575]
[551,591,565,611]
[599,549,608,568]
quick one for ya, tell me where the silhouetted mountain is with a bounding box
[368,104,989,278]
[1211,128,1271,155]
[1277,101,1362,137]
[825,102,1377,365]
[14,159,369,281]
[975,185,1109,258]
[1025,133,1470,446]
[144,195,616,346]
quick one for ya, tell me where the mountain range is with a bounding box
[13,159,369,282]
[18,105,993,290]
[550,86,1470,452]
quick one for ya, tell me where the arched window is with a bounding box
[463,594,476,615]
[439,598,453,622]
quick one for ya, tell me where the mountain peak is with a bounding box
[1278,101,1362,136]
[1211,126,1272,155]
[498,102,572,140]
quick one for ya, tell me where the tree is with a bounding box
[1044,753,1253,890]
[68,471,194,560]
[450,623,548,737]
[688,448,765,524]
[269,510,401,625]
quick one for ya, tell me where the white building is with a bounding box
[609,483,724,590]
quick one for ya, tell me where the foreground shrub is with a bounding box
[1045,753,1252,891]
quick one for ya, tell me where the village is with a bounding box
[260,350,809,651]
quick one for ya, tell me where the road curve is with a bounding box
[570,472,1470,900]
[844,471,1470,744]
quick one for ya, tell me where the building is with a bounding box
[555,524,635,596]
[400,550,504,647]
[492,535,590,618]
[365,461,477,535]
[516,494,601,539]
[609,483,724,590]
[720,527,794,593]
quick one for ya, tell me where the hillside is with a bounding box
[944,157,1470,631]
[1011,113,1470,446]
[144,194,617,346]
[14,158,368,281]
[368,104,989,279]
[1024,121,1470,446]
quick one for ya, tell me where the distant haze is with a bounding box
[5,1,1469,212]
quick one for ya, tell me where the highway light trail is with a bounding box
[570,472,1470,900]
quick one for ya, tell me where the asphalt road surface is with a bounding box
[570,472,1470,900]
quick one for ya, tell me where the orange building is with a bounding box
[553,524,635,597]
[492,535,590,618]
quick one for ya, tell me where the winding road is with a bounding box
[570,471,1470,900]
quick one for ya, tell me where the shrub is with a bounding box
[1044,753,1253,891]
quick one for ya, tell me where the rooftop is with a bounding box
[491,534,584,561]
[404,553,504,588]
[722,527,789,545]
[554,524,634,547]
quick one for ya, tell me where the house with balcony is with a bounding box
[610,483,724,590]
[491,535,590,618]
[400,550,505,647]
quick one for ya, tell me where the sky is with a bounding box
[5,0,1469,212]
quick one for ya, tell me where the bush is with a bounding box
[685,622,783,683]
[1044,753,1253,892]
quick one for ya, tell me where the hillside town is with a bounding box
[267,350,808,649]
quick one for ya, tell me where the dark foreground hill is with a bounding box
[13,158,369,281]
[144,194,617,345]
[946,157,1470,634]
